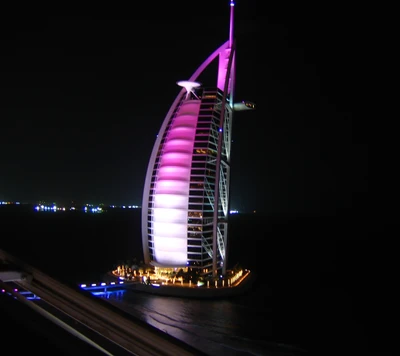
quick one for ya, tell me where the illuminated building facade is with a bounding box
[141,1,252,277]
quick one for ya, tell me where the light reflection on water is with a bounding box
[103,288,279,356]
[2,211,368,354]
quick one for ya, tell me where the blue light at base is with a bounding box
[90,290,126,298]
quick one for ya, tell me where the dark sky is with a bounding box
[0,2,367,216]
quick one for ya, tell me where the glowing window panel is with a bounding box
[152,101,201,266]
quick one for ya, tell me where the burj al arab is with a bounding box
[141,0,255,282]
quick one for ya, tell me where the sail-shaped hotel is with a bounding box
[141,1,254,280]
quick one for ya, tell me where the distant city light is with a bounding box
[1,201,141,213]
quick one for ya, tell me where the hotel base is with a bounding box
[105,269,255,299]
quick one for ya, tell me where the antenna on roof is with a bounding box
[229,0,235,48]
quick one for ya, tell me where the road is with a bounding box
[0,249,206,356]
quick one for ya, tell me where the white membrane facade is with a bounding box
[152,100,201,266]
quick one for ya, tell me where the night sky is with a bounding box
[0,2,367,216]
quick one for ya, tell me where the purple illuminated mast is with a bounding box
[217,0,235,100]
[229,0,236,106]
[141,1,243,278]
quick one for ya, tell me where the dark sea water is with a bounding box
[0,206,392,355]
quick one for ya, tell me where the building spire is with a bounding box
[229,0,235,48]
[217,1,236,91]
